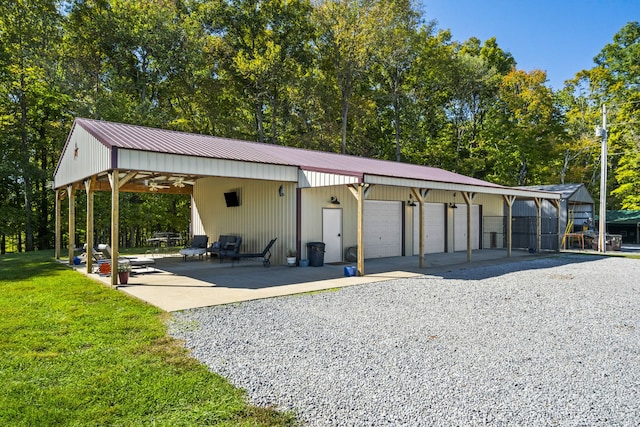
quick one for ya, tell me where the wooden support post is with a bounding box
[503,195,516,257]
[461,192,474,263]
[68,185,75,265]
[85,178,95,274]
[110,171,120,287]
[552,199,562,252]
[55,189,61,260]
[411,188,428,268]
[534,197,542,253]
[356,183,365,276]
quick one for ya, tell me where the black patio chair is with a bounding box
[233,237,278,267]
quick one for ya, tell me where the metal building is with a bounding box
[53,118,561,286]
[510,184,595,250]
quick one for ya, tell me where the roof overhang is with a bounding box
[364,174,560,200]
[53,118,560,202]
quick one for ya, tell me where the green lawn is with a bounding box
[0,251,295,426]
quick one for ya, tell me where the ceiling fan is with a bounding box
[145,179,170,192]
[169,176,195,188]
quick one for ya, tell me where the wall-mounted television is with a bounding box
[224,191,240,207]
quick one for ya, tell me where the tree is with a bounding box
[0,0,68,251]
[484,69,564,185]
[206,0,315,143]
[568,22,640,209]
[313,0,379,154]
[369,0,421,161]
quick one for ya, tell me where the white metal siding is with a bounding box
[54,125,111,188]
[300,186,359,259]
[193,177,297,264]
[364,201,402,258]
[119,150,298,182]
[190,195,205,236]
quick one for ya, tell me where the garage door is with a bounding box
[364,201,403,259]
[413,203,445,254]
[454,205,480,251]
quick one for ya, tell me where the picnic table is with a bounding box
[146,232,183,247]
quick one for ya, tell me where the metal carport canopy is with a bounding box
[364,174,561,200]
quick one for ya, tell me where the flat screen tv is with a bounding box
[224,191,240,207]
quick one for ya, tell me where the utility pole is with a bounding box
[598,104,608,253]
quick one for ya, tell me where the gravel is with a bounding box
[168,254,640,426]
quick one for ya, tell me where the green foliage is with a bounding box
[563,21,640,209]
[0,251,295,426]
[2,0,638,251]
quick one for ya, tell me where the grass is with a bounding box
[0,251,296,426]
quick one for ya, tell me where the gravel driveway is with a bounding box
[169,254,640,426]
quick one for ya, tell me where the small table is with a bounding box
[179,247,206,261]
[563,233,585,250]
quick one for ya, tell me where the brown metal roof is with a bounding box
[74,118,504,189]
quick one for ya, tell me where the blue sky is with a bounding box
[421,0,640,89]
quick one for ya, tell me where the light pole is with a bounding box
[595,104,608,253]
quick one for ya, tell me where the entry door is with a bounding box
[322,208,342,263]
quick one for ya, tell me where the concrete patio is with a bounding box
[69,249,544,311]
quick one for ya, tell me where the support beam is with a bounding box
[91,180,193,195]
[411,188,429,268]
[85,178,95,274]
[503,195,516,257]
[534,198,542,253]
[67,185,75,265]
[110,171,120,287]
[348,183,373,199]
[461,192,475,263]
[551,199,562,252]
[356,184,366,276]
[55,189,61,260]
[349,183,370,276]
[118,171,138,187]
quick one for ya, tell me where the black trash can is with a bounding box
[307,242,325,267]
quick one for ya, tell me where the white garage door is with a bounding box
[364,201,403,259]
[413,203,445,254]
[454,205,480,251]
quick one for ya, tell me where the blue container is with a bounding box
[299,259,309,267]
[344,266,357,277]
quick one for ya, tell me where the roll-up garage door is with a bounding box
[413,203,446,254]
[364,201,403,259]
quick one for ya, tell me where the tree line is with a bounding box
[0,0,638,253]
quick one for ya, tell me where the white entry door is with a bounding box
[364,201,403,259]
[322,208,343,263]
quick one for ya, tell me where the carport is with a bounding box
[53,118,561,287]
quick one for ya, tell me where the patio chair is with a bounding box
[179,235,209,260]
[236,237,277,267]
[207,235,241,260]
[97,244,155,273]
[218,236,242,263]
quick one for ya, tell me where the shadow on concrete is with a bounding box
[148,249,570,288]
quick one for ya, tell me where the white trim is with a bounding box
[298,170,360,188]
[364,174,560,200]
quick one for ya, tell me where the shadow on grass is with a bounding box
[0,250,64,281]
